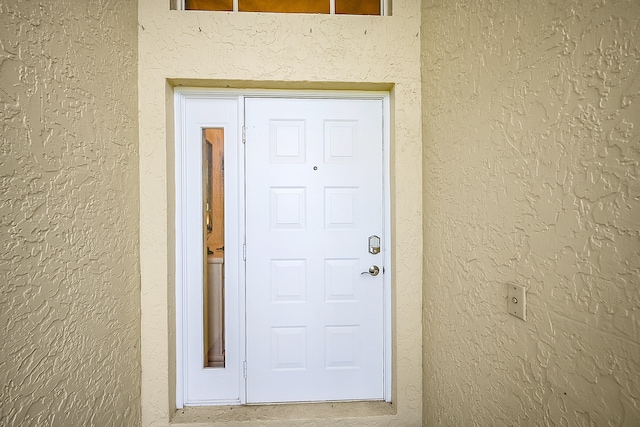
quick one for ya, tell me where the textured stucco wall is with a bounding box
[138,1,422,425]
[422,0,639,425]
[0,1,141,426]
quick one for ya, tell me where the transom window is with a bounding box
[182,0,385,15]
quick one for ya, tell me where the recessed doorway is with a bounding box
[175,90,391,407]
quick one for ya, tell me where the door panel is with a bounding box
[180,97,241,405]
[245,98,384,403]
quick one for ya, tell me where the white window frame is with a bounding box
[178,0,391,16]
[175,89,392,408]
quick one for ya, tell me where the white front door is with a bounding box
[245,97,385,403]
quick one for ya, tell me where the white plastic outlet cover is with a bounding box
[507,284,526,321]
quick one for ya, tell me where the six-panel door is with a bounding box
[244,98,385,403]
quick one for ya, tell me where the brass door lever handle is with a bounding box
[361,265,380,276]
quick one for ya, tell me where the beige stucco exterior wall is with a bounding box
[138,1,422,426]
[0,1,140,426]
[422,0,639,425]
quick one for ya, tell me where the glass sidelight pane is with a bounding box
[203,128,225,368]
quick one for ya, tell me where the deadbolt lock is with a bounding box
[368,235,381,254]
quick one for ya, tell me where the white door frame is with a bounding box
[175,89,392,408]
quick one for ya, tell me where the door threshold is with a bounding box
[172,401,396,424]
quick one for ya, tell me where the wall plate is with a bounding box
[508,284,526,321]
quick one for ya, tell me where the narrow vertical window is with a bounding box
[203,128,225,368]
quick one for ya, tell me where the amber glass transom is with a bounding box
[185,0,382,15]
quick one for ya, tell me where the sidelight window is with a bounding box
[203,128,226,369]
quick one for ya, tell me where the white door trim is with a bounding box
[175,88,392,407]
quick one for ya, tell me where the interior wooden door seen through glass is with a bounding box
[203,128,225,369]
